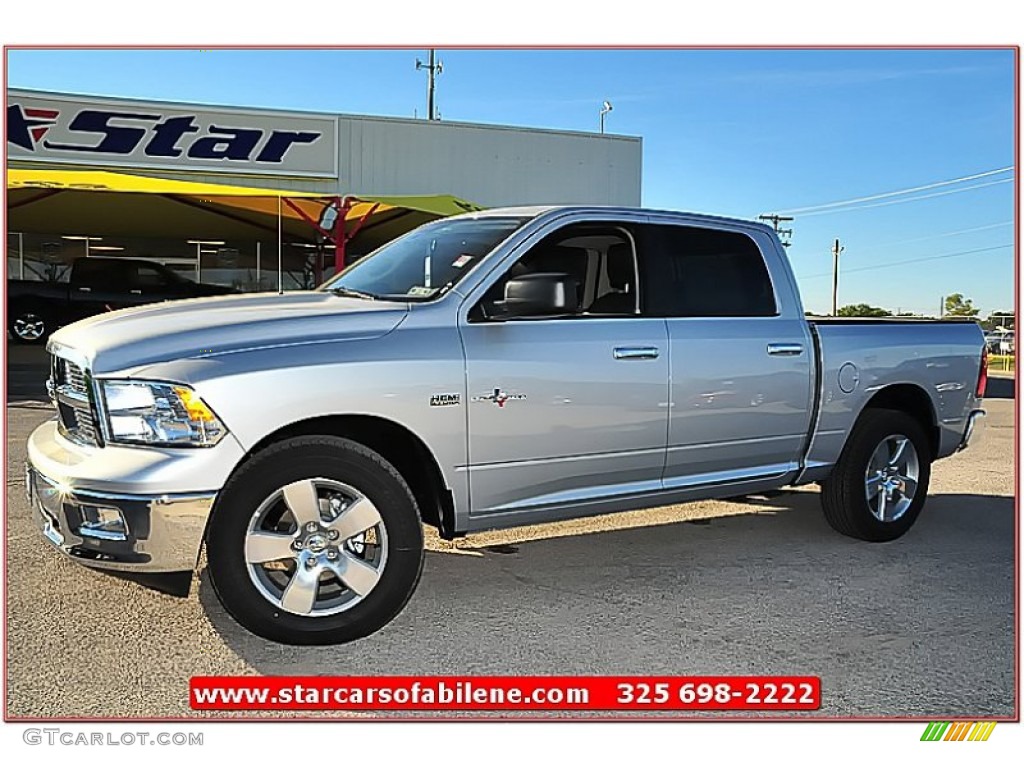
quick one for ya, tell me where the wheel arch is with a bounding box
[857,383,939,459]
[216,414,457,539]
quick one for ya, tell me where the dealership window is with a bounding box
[6,232,25,281]
[6,232,335,293]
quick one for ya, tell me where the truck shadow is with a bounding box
[196,490,1014,717]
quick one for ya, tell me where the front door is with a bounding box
[68,259,134,321]
[460,222,670,518]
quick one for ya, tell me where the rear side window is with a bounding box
[638,224,777,317]
[134,264,172,288]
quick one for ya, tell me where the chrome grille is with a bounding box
[63,359,87,393]
[50,354,101,447]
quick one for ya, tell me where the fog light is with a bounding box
[78,505,128,541]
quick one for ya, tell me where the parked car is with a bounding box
[983,332,1013,355]
[27,206,987,644]
[7,256,234,344]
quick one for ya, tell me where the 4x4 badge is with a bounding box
[472,388,527,408]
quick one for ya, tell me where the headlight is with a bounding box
[100,380,227,447]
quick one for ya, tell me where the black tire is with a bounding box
[206,436,424,645]
[8,309,49,345]
[820,408,932,542]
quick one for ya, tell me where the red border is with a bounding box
[1,44,1022,50]
[2,44,1020,725]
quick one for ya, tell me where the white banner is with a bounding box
[7,91,338,178]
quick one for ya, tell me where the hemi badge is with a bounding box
[430,394,461,407]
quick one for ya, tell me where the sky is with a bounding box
[5,47,1017,316]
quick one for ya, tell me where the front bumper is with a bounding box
[957,408,986,452]
[26,419,244,573]
[28,465,216,572]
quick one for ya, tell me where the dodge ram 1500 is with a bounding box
[27,206,987,644]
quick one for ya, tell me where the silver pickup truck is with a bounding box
[27,206,987,645]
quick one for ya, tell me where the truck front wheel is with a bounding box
[206,436,424,645]
[820,408,932,542]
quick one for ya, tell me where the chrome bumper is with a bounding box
[957,409,986,452]
[27,464,216,573]
[26,418,245,572]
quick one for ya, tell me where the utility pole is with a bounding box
[831,238,844,316]
[415,49,443,121]
[940,296,945,318]
[758,213,793,247]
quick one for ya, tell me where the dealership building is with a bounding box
[7,88,642,290]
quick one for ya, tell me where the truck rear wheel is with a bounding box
[820,408,932,542]
[206,436,424,645]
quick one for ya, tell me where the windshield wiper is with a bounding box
[330,286,380,301]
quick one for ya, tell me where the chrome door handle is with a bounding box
[130,289,143,295]
[614,346,660,360]
[767,343,804,356]
[77,287,92,293]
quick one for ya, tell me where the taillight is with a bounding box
[976,347,988,398]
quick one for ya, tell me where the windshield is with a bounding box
[321,216,529,300]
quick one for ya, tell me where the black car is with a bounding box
[7,257,235,344]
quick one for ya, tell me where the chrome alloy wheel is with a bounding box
[244,478,388,617]
[864,434,920,523]
[13,313,46,341]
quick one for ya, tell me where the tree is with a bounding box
[837,303,892,318]
[944,293,980,318]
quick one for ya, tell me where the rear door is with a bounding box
[636,221,814,488]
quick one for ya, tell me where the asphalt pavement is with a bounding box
[3,345,1016,719]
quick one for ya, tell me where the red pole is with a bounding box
[334,196,351,274]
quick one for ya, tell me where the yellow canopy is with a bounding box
[8,168,326,197]
[7,168,483,249]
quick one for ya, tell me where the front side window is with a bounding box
[74,259,122,290]
[474,223,640,319]
[638,224,777,317]
[321,216,528,301]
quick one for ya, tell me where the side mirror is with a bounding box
[501,272,580,317]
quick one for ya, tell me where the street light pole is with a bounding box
[599,100,613,134]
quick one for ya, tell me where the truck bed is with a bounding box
[799,318,985,483]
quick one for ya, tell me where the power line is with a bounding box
[794,178,1013,218]
[867,220,1013,250]
[797,243,1014,280]
[776,166,1013,215]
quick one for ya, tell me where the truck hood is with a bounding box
[48,291,409,374]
